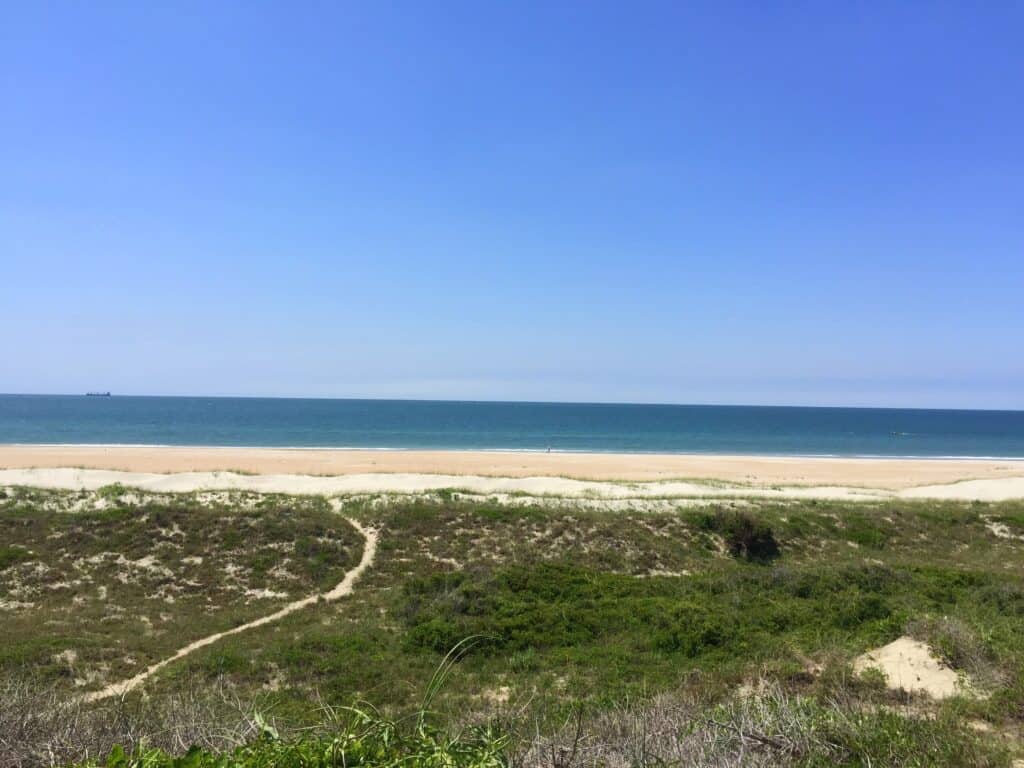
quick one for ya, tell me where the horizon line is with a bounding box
[2,392,1022,414]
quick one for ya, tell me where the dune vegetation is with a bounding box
[3,485,1024,766]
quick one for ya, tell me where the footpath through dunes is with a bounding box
[2,465,1024,501]
[6,484,1024,766]
[83,513,378,702]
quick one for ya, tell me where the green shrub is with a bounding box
[400,562,920,669]
[97,483,128,500]
[843,512,889,549]
[508,647,539,673]
[714,511,781,562]
[0,545,29,571]
[76,710,509,768]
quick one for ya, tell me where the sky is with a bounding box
[2,2,1022,408]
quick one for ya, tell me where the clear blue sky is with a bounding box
[3,2,1022,408]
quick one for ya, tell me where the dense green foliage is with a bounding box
[78,716,508,768]
[400,559,1024,693]
[403,561,895,655]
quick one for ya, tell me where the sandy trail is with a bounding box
[82,516,378,703]
[3,467,1024,501]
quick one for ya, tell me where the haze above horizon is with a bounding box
[3,3,1022,409]
[2,393,1024,415]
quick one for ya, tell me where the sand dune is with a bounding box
[2,465,1023,501]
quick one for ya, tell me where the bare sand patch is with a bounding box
[902,477,1024,502]
[855,637,969,699]
[985,518,1024,541]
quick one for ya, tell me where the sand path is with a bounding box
[82,514,377,702]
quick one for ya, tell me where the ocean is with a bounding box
[1,394,1022,458]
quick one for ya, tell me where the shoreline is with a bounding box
[2,444,1024,492]
[6,443,1024,462]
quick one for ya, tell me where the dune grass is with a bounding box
[3,489,1024,765]
[0,487,363,691]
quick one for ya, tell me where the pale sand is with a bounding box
[2,466,1024,501]
[0,467,895,500]
[2,445,1024,488]
[854,637,967,699]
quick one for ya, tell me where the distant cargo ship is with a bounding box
[85,392,111,397]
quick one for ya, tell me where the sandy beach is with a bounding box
[1,444,1023,500]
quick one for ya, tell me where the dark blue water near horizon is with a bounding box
[1,395,1023,458]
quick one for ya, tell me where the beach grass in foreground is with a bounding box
[3,487,1024,765]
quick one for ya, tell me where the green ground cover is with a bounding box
[0,486,363,690]
[3,487,1024,766]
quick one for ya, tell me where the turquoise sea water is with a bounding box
[1,395,1023,457]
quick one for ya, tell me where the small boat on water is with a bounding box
[86,391,111,397]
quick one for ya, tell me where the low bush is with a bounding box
[96,483,128,501]
[0,546,29,572]
[83,716,508,768]
[691,510,781,562]
[401,562,923,667]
